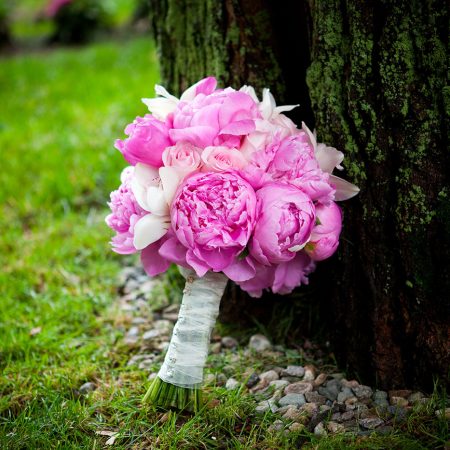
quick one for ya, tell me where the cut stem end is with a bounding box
[143,376,202,412]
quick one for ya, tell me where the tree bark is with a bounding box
[150,0,450,390]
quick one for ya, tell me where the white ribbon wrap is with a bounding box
[158,268,228,388]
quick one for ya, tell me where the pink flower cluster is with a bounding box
[106,77,359,297]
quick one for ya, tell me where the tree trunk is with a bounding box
[149,0,449,391]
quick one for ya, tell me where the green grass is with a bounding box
[0,33,448,450]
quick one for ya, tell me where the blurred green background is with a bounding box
[0,1,159,446]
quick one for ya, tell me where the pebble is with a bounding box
[303,365,316,381]
[340,410,355,422]
[127,354,155,366]
[352,385,373,400]
[279,393,306,407]
[337,387,354,403]
[314,373,328,387]
[314,422,327,436]
[390,396,409,407]
[79,382,96,395]
[408,392,425,404]
[327,421,345,433]
[318,381,340,401]
[216,373,227,386]
[225,378,240,390]
[255,399,278,414]
[210,342,222,354]
[131,317,147,325]
[281,365,305,378]
[435,408,450,420]
[126,326,140,338]
[282,406,302,421]
[389,389,412,400]
[268,420,284,432]
[288,422,305,432]
[269,380,290,391]
[300,403,319,416]
[358,417,384,429]
[123,336,139,346]
[285,381,313,395]
[305,391,327,405]
[142,329,161,341]
[138,359,154,370]
[152,319,173,335]
[221,336,238,349]
[245,372,260,388]
[248,334,272,352]
[259,370,279,382]
[341,379,360,389]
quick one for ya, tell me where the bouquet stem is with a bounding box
[143,268,228,412]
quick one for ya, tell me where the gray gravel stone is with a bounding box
[279,393,306,407]
[305,391,327,405]
[337,387,354,403]
[358,417,384,429]
[269,380,290,391]
[138,359,154,370]
[285,381,313,395]
[255,399,278,414]
[248,334,271,352]
[152,319,173,335]
[268,419,284,432]
[225,378,240,390]
[221,336,238,349]
[314,422,327,436]
[216,373,227,386]
[142,329,161,341]
[245,372,260,388]
[352,385,373,400]
[281,365,305,378]
[126,326,140,338]
[79,382,96,395]
[259,370,279,382]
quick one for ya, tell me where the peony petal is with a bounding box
[219,119,256,136]
[181,76,217,101]
[131,163,160,211]
[315,144,344,173]
[158,235,187,266]
[222,257,256,282]
[260,88,276,120]
[274,104,299,114]
[159,166,182,205]
[239,85,259,103]
[330,175,360,201]
[133,214,170,250]
[186,250,210,277]
[145,186,170,216]
[154,84,179,102]
[302,122,317,151]
[141,97,177,120]
[134,163,160,186]
[141,239,171,276]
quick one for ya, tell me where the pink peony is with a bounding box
[169,89,261,149]
[249,182,316,265]
[170,171,257,276]
[201,146,247,172]
[105,167,147,254]
[305,202,342,261]
[242,133,335,204]
[238,253,315,298]
[115,114,171,167]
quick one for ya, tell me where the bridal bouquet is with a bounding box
[106,77,358,411]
